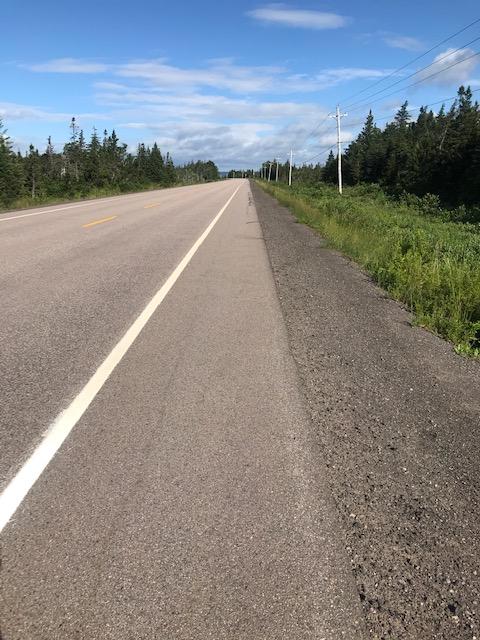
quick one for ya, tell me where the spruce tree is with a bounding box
[0,118,23,205]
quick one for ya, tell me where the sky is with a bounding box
[1,1,480,170]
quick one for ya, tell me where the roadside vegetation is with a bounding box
[0,117,219,212]
[255,86,480,355]
[258,180,480,356]
[258,86,480,223]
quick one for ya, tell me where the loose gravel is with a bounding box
[252,181,480,640]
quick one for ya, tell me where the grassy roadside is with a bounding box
[0,183,168,214]
[0,180,210,215]
[256,181,480,356]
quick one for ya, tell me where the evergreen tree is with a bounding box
[323,150,337,184]
[0,118,24,206]
[24,144,42,198]
[164,152,176,185]
[147,143,165,182]
[84,128,102,186]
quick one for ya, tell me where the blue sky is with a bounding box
[2,1,480,169]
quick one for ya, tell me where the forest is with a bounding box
[0,117,219,209]
[259,86,480,222]
[256,86,480,355]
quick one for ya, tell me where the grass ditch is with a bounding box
[257,181,480,356]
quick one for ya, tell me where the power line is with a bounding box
[340,17,480,105]
[344,35,480,110]
[301,142,353,165]
[344,86,480,129]
[307,85,480,160]
[294,113,335,151]
[347,50,480,114]
[301,144,336,165]
[291,19,480,163]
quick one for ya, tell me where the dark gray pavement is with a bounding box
[0,181,251,487]
[0,181,364,638]
[252,181,480,640]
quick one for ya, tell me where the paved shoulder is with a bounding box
[251,181,480,639]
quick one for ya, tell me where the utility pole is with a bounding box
[268,161,272,182]
[330,105,347,194]
[289,149,293,187]
[275,159,279,182]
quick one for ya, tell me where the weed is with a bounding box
[258,181,480,355]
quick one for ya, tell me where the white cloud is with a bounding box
[95,86,329,122]
[247,5,349,30]
[94,81,130,91]
[16,55,391,168]
[25,58,109,73]
[25,57,389,95]
[113,60,390,94]
[0,101,107,122]
[137,118,340,169]
[383,34,424,52]
[419,47,479,85]
[120,122,148,129]
[116,59,281,93]
[285,67,391,92]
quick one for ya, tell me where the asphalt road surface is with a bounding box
[0,181,365,639]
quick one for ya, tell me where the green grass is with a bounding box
[257,181,480,356]
[0,183,167,214]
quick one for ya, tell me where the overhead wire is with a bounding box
[344,86,480,128]
[340,17,480,105]
[344,36,480,111]
[293,113,335,152]
[346,50,480,114]
[282,18,480,170]
[301,141,354,165]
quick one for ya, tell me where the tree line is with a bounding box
[0,117,219,208]
[259,85,480,219]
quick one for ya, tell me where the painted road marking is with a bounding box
[82,215,117,229]
[0,191,165,223]
[0,185,241,533]
[144,203,161,209]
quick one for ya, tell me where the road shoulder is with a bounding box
[251,180,480,639]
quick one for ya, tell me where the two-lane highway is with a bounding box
[0,181,242,488]
[0,181,364,638]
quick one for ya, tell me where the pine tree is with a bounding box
[147,143,165,183]
[84,128,102,186]
[24,144,42,198]
[0,118,24,205]
[164,152,176,185]
[323,150,337,184]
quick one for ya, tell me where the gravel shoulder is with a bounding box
[251,180,480,640]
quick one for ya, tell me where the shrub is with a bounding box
[258,181,480,355]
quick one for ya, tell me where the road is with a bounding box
[0,181,364,639]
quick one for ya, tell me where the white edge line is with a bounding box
[0,185,241,532]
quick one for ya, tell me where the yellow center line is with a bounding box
[144,202,161,209]
[82,215,117,229]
